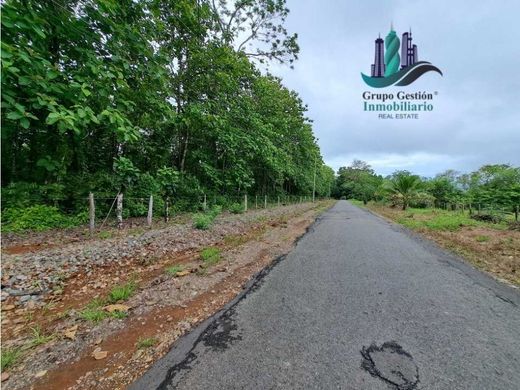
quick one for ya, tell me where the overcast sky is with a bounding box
[271,0,520,177]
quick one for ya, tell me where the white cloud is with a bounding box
[271,0,520,176]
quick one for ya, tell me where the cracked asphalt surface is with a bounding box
[131,200,520,390]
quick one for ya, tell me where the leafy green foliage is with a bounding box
[2,205,79,232]
[193,214,214,230]
[335,160,383,203]
[384,171,422,210]
[200,247,221,265]
[336,163,519,215]
[228,203,244,214]
[1,0,331,221]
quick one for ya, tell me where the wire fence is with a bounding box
[436,201,519,223]
[70,193,326,233]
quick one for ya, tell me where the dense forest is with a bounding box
[1,0,335,223]
[334,160,520,213]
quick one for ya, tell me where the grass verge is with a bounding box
[359,202,520,286]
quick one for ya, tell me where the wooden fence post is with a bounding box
[164,197,169,222]
[147,195,153,227]
[478,203,481,215]
[116,193,123,229]
[244,194,248,212]
[516,205,519,222]
[255,195,258,209]
[203,194,207,212]
[277,196,280,207]
[89,192,95,235]
[264,195,267,209]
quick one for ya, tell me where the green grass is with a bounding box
[79,300,108,323]
[136,337,157,349]
[30,326,54,347]
[200,247,221,265]
[165,265,183,276]
[476,235,490,242]
[193,205,224,230]
[392,208,508,232]
[193,213,213,230]
[108,281,137,303]
[1,347,22,370]
[79,281,136,323]
[79,297,128,323]
[228,203,244,214]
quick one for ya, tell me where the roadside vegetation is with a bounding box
[340,161,519,285]
[1,0,335,233]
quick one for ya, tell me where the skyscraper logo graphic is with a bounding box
[362,24,442,88]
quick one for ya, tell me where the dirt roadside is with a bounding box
[1,200,334,390]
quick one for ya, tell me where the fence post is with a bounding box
[255,195,258,209]
[89,192,95,235]
[478,203,481,215]
[264,195,267,209]
[116,193,123,229]
[164,197,170,222]
[244,194,248,212]
[203,194,207,212]
[516,205,519,222]
[469,203,472,215]
[277,196,280,207]
[147,195,153,227]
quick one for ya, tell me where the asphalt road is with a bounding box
[131,200,520,390]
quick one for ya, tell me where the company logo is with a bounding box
[361,24,442,88]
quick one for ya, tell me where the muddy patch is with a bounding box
[361,341,419,390]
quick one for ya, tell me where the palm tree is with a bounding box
[386,172,422,210]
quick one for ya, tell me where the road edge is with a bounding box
[350,202,520,307]
[128,202,335,389]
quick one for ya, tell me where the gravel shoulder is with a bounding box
[1,201,333,390]
[140,200,520,390]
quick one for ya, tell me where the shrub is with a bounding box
[1,182,66,209]
[193,213,213,230]
[471,214,502,223]
[200,247,221,265]
[410,192,435,208]
[208,205,222,218]
[229,203,244,214]
[2,205,79,232]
